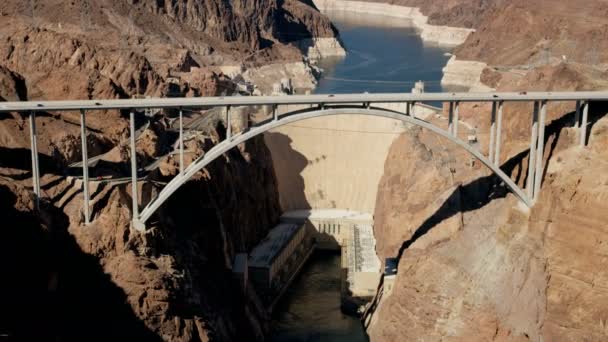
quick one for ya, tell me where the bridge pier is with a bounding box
[580,101,589,146]
[226,106,232,140]
[448,102,454,135]
[527,102,540,199]
[130,110,144,231]
[411,101,416,119]
[489,102,497,163]
[29,111,41,210]
[533,101,548,201]
[179,109,184,174]
[493,101,504,166]
[574,100,581,131]
[80,109,90,225]
[453,101,460,137]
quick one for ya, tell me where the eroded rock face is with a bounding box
[368,104,608,341]
[0,65,26,101]
[0,0,333,340]
[364,1,608,338]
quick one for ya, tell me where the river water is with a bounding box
[270,11,454,342]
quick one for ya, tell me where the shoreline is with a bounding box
[312,0,474,47]
[441,56,494,92]
[312,0,491,92]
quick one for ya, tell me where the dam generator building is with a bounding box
[281,210,382,309]
[244,222,315,308]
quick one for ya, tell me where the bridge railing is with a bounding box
[1,91,606,230]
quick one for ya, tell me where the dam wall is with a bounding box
[263,103,438,214]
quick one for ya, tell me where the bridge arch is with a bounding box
[138,106,531,226]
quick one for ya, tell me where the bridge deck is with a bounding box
[2,91,608,112]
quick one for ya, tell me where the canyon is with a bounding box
[1,0,608,342]
[0,0,342,340]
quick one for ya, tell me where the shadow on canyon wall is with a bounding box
[363,102,608,325]
[264,131,312,211]
[0,184,160,341]
[145,131,289,341]
[396,102,608,263]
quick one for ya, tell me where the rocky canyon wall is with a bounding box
[0,0,339,340]
[368,104,608,341]
[365,0,608,341]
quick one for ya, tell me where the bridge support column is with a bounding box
[489,102,497,163]
[273,105,278,121]
[80,109,90,225]
[527,102,540,199]
[226,106,232,140]
[405,102,411,116]
[448,102,454,135]
[580,101,589,146]
[574,100,581,130]
[533,101,547,201]
[494,101,504,166]
[130,110,144,231]
[454,101,460,137]
[411,102,416,119]
[29,111,41,210]
[179,109,184,174]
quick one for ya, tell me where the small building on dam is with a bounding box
[233,222,315,310]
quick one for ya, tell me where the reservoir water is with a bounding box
[315,11,452,94]
[270,11,454,342]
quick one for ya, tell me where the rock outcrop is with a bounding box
[368,105,608,341]
[363,0,608,340]
[0,0,339,340]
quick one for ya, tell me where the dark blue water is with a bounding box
[315,12,452,94]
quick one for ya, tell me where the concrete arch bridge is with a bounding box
[1,92,605,231]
